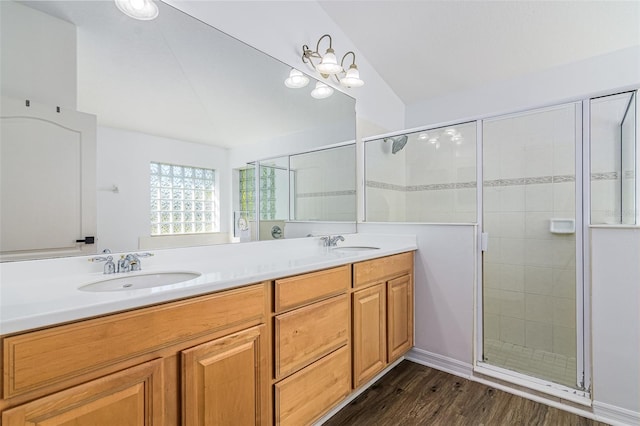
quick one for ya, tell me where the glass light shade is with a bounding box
[311,82,334,99]
[115,0,158,20]
[284,69,310,88]
[316,48,343,75]
[340,64,364,88]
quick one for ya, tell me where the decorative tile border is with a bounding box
[367,170,627,192]
[591,172,618,181]
[366,181,405,191]
[367,174,577,192]
[296,190,356,198]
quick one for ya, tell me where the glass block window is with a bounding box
[260,166,276,220]
[239,166,276,221]
[239,168,256,221]
[150,162,218,235]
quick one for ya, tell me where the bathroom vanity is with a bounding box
[0,235,416,425]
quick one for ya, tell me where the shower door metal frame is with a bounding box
[474,101,590,403]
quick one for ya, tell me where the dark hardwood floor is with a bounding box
[324,361,607,426]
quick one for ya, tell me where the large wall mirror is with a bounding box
[0,0,356,261]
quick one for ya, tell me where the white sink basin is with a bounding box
[331,246,380,252]
[80,272,201,292]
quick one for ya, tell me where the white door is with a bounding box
[0,96,96,260]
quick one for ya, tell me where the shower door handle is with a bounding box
[481,232,489,252]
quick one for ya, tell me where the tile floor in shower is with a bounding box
[484,338,577,388]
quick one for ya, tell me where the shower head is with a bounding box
[384,135,408,154]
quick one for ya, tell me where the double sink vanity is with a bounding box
[0,234,416,425]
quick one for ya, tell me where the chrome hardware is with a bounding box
[124,252,153,272]
[320,235,345,247]
[329,235,345,246]
[89,255,116,274]
[117,255,130,273]
[90,252,153,274]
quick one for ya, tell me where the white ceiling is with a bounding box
[319,0,640,105]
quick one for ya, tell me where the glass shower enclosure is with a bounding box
[481,103,582,389]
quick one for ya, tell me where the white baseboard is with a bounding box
[593,401,640,426]
[405,347,474,378]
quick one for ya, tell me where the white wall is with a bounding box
[97,126,230,252]
[591,227,640,422]
[358,223,477,365]
[0,1,77,109]
[406,46,640,128]
[165,0,405,138]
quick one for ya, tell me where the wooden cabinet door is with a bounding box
[1,359,163,426]
[182,325,268,426]
[274,346,350,426]
[352,283,386,388]
[387,274,413,362]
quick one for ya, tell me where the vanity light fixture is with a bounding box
[310,81,334,99]
[301,34,365,88]
[284,69,310,89]
[115,0,158,20]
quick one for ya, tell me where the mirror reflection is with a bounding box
[232,144,357,242]
[0,0,356,261]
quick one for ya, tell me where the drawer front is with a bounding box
[274,346,350,426]
[353,251,413,288]
[275,265,350,313]
[2,283,265,398]
[274,295,349,380]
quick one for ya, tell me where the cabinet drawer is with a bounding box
[353,252,413,288]
[274,346,350,426]
[274,294,349,379]
[2,283,265,399]
[275,265,350,313]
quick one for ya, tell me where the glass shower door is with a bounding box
[481,103,581,388]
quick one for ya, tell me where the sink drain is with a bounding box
[122,283,133,288]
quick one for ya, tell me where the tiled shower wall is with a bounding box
[365,122,477,223]
[293,145,356,221]
[482,106,577,358]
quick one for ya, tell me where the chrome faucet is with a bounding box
[320,235,345,247]
[89,252,153,274]
[120,252,154,272]
[329,235,345,246]
[89,255,116,274]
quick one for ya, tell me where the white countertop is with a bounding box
[0,234,416,335]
